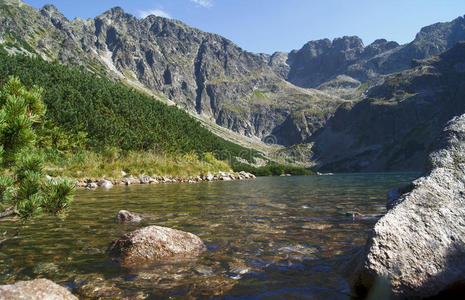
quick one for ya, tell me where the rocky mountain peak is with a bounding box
[40,4,68,27]
[97,6,136,23]
[332,35,364,50]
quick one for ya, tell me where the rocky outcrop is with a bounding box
[312,42,465,172]
[270,16,465,89]
[108,225,206,265]
[115,210,143,223]
[348,113,465,298]
[0,279,77,300]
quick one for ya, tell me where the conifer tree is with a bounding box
[0,76,74,220]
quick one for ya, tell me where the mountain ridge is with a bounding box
[2,0,465,171]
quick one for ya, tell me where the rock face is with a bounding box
[108,225,206,265]
[349,113,465,298]
[0,279,77,300]
[269,16,465,89]
[312,42,465,172]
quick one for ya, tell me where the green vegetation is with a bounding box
[0,47,313,178]
[0,47,261,162]
[0,77,74,220]
[233,162,314,176]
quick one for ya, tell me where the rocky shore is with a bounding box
[347,114,465,298]
[75,171,256,189]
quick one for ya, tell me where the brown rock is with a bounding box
[108,225,206,265]
[0,279,77,300]
[115,210,143,223]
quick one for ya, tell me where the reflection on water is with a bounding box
[0,173,418,299]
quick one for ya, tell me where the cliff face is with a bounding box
[268,15,465,89]
[347,113,465,298]
[0,1,344,146]
[311,42,465,172]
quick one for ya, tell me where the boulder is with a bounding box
[0,279,77,300]
[349,114,465,298]
[108,225,206,265]
[115,210,143,223]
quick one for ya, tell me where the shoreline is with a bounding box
[74,171,256,189]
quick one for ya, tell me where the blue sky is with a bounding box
[23,0,465,54]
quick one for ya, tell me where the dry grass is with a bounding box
[42,148,231,179]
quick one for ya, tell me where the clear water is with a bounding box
[0,173,419,299]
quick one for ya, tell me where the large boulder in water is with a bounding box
[0,279,77,300]
[348,114,465,298]
[108,225,206,265]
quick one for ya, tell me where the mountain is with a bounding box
[0,0,345,147]
[268,15,465,89]
[1,0,465,171]
[310,42,465,171]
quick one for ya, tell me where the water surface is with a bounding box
[0,173,418,299]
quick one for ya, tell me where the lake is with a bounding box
[0,173,419,299]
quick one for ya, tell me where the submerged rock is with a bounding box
[0,279,77,300]
[348,114,465,298]
[108,225,206,265]
[115,210,143,223]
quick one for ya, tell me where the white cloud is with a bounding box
[190,0,213,8]
[138,9,171,19]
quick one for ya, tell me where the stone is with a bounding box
[97,180,113,189]
[85,182,97,190]
[115,210,143,223]
[206,173,214,181]
[139,174,150,184]
[108,225,206,265]
[348,114,465,298]
[0,279,77,300]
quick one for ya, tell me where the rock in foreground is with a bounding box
[0,279,77,300]
[108,225,206,265]
[349,114,465,298]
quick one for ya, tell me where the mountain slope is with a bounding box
[0,0,345,147]
[310,42,465,172]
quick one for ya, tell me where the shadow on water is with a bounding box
[0,172,419,299]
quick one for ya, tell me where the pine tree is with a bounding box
[0,77,74,220]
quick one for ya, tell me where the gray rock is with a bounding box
[108,225,206,265]
[348,113,465,298]
[206,172,214,181]
[85,182,98,190]
[0,279,77,300]
[115,210,143,223]
[313,42,465,172]
[97,179,113,189]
